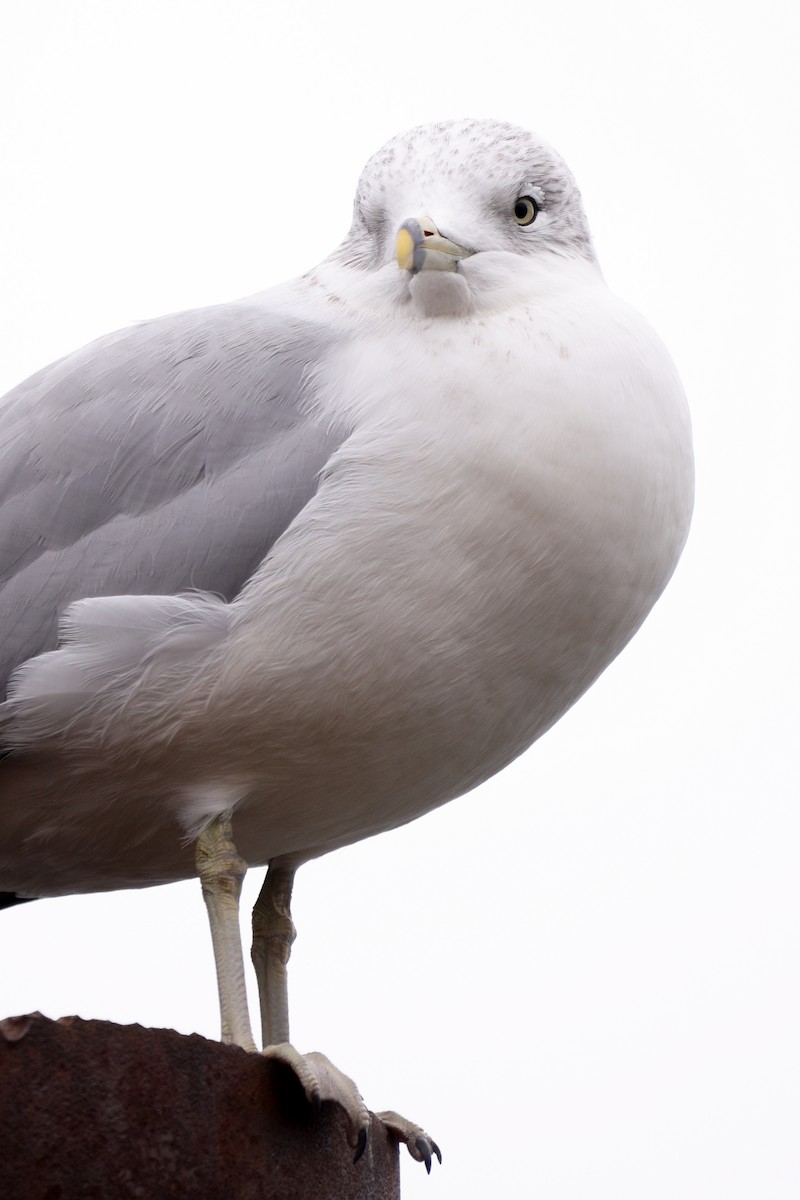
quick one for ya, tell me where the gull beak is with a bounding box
[396,216,473,274]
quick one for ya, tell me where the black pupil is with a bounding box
[515,200,530,220]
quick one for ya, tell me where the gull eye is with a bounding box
[513,196,539,226]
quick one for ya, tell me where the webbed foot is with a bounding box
[262,1044,440,1169]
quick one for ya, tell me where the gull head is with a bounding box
[339,118,597,286]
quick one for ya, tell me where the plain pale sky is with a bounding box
[1,2,798,1198]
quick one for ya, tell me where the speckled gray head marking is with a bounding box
[339,118,595,269]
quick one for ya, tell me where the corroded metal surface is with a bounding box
[0,1013,400,1199]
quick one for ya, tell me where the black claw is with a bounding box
[311,1087,322,1114]
[416,1136,432,1173]
[353,1126,368,1164]
[431,1139,442,1165]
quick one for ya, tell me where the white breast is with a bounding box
[198,263,693,861]
[1,257,693,892]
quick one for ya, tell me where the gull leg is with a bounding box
[251,857,296,1047]
[195,814,257,1053]
[251,858,370,1156]
[250,859,440,1169]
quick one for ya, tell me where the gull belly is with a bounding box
[1,256,691,893]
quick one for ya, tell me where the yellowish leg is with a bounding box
[247,851,440,1170]
[196,823,440,1168]
[251,858,296,1047]
[195,814,257,1052]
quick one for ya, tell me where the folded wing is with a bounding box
[0,298,344,701]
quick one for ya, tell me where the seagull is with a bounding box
[0,118,693,1168]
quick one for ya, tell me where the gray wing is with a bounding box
[0,297,344,698]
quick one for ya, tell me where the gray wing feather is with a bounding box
[0,297,343,697]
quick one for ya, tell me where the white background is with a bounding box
[1,2,798,1197]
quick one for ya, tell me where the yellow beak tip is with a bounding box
[396,227,416,272]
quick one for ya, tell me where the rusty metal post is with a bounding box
[0,1013,400,1199]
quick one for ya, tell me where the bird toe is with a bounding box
[376,1110,442,1170]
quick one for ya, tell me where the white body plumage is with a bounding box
[0,120,693,901]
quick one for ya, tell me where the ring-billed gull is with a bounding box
[0,118,693,1167]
